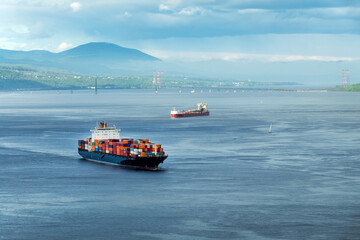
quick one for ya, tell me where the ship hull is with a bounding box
[78,149,167,170]
[171,111,209,118]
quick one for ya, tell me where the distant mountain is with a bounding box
[0,42,160,74]
[0,49,54,62]
[58,42,159,62]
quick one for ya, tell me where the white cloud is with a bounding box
[178,6,206,15]
[305,7,360,18]
[28,22,52,38]
[268,55,354,62]
[237,8,268,14]
[159,4,170,11]
[146,13,184,26]
[70,2,82,12]
[0,38,26,50]
[145,50,255,61]
[159,0,181,12]
[145,49,354,62]
[57,42,73,52]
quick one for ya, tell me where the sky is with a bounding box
[0,0,359,84]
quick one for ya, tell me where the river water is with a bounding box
[0,89,359,239]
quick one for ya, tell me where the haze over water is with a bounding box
[0,89,360,239]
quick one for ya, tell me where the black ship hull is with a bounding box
[78,149,167,170]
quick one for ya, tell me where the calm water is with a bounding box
[0,89,359,240]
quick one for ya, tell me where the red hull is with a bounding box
[171,111,209,118]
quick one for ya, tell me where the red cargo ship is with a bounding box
[171,103,209,118]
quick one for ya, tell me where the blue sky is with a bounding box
[0,0,359,84]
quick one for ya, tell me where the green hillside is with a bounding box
[0,65,298,90]
[344,84,360,91]
[333,83,360,92]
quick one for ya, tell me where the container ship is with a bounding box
[78,121,167,170]
[171,103,209,118]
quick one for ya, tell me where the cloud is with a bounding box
[70,2,82,12]
[28,22,52,38]
[267,55,354,62]
[302,7,360,18]
[124,11,131,17]
[0,38,28,50]
[0,0,359,60]
[145,49,355,62]
[1,1,359,42]
[146,13,184,26]
[159,4,170,11]
[159,0,182,12]
[178,6,206,15]
[10,25,29,35]
[57,42,73,52]
[237,8,268,14]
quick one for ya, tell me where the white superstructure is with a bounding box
[90,121,120,140]
[196,103,208,111]
[170,107,180,115]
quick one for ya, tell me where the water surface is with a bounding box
[0,89,359,239]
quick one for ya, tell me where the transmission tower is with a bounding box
[153,70,162,93]
[342,69,349,87]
